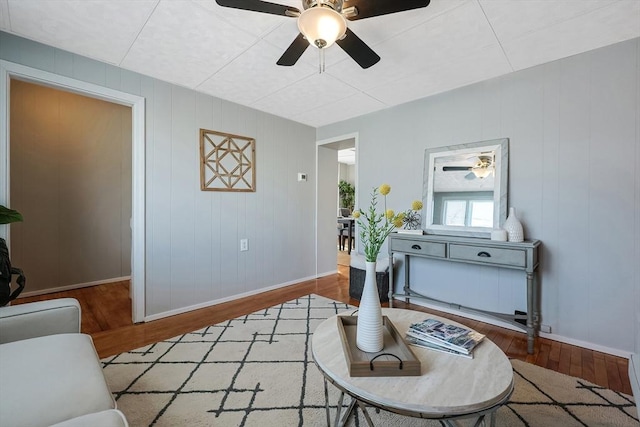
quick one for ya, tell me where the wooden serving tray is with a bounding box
[337,315,421,377]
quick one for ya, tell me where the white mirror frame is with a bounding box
[422,138,509,238]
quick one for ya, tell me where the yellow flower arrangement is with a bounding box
[353,184,419,262]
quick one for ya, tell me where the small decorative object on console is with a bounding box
[503,207,524,242]
[401,200,423,229]
[491,229,508,241]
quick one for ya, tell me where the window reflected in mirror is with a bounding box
[436,194,494,227]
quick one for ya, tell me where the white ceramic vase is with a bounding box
[356,261,384,353]
[503,207,524,243]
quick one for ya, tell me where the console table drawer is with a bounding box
[449,244,526,268]
[390,239,446,258]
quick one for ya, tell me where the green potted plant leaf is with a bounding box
[0,205,25,306]
[338,180,355,211]
[0,205,23,225]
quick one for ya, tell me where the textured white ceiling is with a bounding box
[1,0,638,128]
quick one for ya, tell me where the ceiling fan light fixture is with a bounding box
[472,167,493,179]
[297,6,347,49]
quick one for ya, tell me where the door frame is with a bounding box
[0,60,146,322]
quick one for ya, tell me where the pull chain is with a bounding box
[318,48,325,74]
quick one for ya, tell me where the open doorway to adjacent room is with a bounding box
[1,60,146,327]
[8,79,133,330]
[315,134,357,277]
[337,147,356,266]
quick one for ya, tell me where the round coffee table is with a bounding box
[312,308,514,426]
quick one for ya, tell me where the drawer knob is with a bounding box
[477,251,491,258]
[411,244,422,250]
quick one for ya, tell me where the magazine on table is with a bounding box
[405,335,473,359]
[406,318,485,355]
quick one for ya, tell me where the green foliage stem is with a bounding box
[355,187,401,262]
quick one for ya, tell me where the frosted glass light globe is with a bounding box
[297,7,347,49]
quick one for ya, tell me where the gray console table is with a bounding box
[388,233,541,354]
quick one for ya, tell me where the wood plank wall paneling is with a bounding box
[317,37,640,355]
[1,31,318,320]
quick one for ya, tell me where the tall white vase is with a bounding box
[356,261,384,353]
[503,207,524,243]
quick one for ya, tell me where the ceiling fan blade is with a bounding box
[215,0,300,17]
[335,28,380,69]
[442,166,472,171]
[343,0,430,21]
[277,33,309,66]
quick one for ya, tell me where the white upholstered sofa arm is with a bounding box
[0,298,81,344]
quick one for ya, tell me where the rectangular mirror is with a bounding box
[422,138,509,238]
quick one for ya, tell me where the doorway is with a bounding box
[10,79,132,303]
[0,60,146,322]
[316,133,357,276]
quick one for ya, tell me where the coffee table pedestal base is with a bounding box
[323,377,506,427]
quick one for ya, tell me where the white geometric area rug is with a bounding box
[102,295,638,427]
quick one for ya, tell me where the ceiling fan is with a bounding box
[215,0,431,70]
[442,156,494,180]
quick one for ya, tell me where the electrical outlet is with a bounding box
[540,324,551,334]
[240,239,248,252]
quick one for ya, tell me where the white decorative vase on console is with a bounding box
[356,261,384,353]
[503,207,524,243]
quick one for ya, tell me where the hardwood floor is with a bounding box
[14,261,633,396]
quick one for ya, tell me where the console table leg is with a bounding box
[388,253,394,307]
[526,272,535,354]
[404,254,410,304]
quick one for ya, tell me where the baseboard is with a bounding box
[317,269,338,278]
[17,276,131,298]
[398,297,634,359]
[144,274,319,322]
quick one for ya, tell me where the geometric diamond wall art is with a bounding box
[200,129,256,192]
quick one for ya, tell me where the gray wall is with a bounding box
[339,163,355,187]
[318,38,640,355]
[10,80,132,293]
[0,32,317,316]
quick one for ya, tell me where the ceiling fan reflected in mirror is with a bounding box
[442,155,494,180]
[215,0,431,72]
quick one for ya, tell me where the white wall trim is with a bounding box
[404,298,633,359]
[0,60,146,323]
[144,274,319,322]
[317,269,338,278]
[538,332,632,360]
[18,276,131,298]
